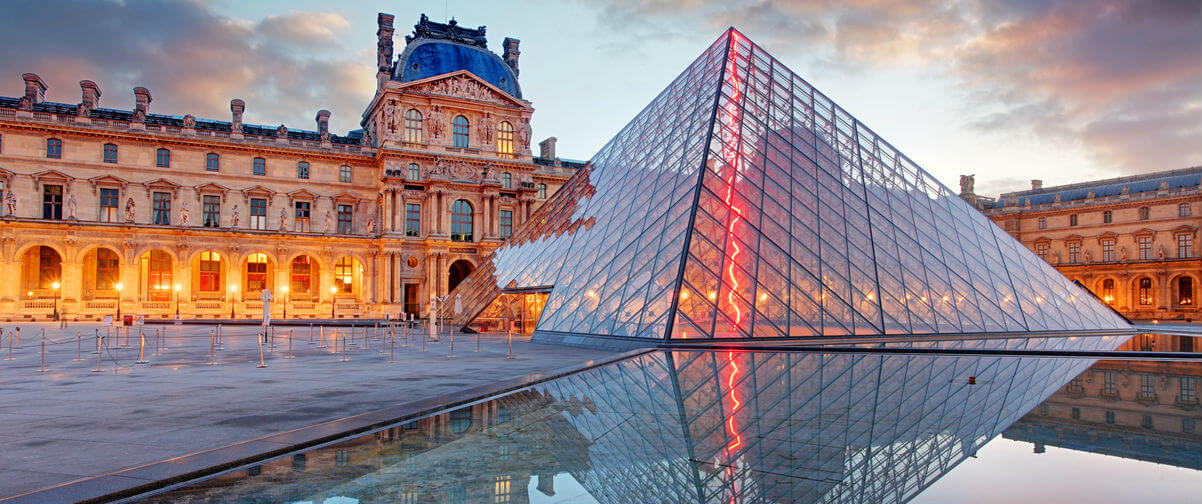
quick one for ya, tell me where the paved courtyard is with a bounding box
[0,321,614,500]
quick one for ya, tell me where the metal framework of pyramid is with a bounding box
[447,29,1130,345]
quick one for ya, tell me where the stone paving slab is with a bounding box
[0,322,613,501]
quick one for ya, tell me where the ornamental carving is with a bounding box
[182,114,196,129]
[423,75,497,102]
[382,100,400,140]
[516,118,531,150]
[427,105,446,140]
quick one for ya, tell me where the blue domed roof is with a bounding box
[396,40,522,99]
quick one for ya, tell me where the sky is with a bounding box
[0,0,1198,197]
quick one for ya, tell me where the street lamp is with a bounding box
[51,281,61,321]
[173,283,181,318]
[230,284,238,319]
[330,285,337,318]
[114,282,123,323]
[281,284,289,320]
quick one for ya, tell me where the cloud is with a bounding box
[581,0,1202,174]
[0,0,375,134]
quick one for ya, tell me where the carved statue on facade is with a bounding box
[276,124,288,138]
[231,116,243,134]
[182,114,196,129]
[3,191,14,216]
[516,119,531,151]
[324,210,333,233]
[1120,247,1128,261]
[360,127,373,147]
[428,106,446,140]
[483,162,499,182]
[366,210,376,234]
[279,207,289,231]
[179,202,190,226]
[230,204,240,227]
[479,113,494,144]
[76,101,91,118]
[66,190,78,220]
[1083,250,1092,264]
[382,101,399,138]
[123,197,136,222]
[430,76,494,101]
[1158,245,1167,260]
[131,108,145,123]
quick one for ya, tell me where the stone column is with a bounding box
[369,252,379,304]
[392,253,401,303]
[482,196,491,240]
[438,253,448,297]
[61,260,83,318]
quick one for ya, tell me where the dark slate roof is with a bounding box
[0,97,361,145]
[991,166,1202,208]
[396,39,521,99]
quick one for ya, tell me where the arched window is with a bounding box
[245,253,268,293]
[1139,206,1150,220]
[452,115,469,148]
[334,257,355,293]
[156,148,171,168]
[198,251,221,292]
[404,109,423,144]
[1178,276,1193,306]
[1100,278,1115,304]
[408,163,420,180]
[94,248,119,290]
[205,153,220,172]
[290,256,313,294]
[538,183,547,199]
[1138,278,1153,306]
[451,200,473,242]
[46,138,62,158]
[497,121,514,158]
[502,172,512,189]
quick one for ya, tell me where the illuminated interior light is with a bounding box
[758,293,767,302]
[708,291,717,301]
[679,290,689,300]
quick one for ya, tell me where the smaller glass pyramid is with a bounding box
[446,29,1130,345]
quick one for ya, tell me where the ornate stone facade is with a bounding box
[0,13,580,321]
[972,167,1202,321]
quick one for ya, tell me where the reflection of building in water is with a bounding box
[1004,356,1202,469]
[139,389,594,504]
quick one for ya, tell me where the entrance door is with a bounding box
[403,284,419,318]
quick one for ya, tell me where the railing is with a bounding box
[244,302,263,312]
[21,300,54,310]
[291,302,316,310]
[84,301,116,310]
[140,301,171,310]
[194,302,223,310]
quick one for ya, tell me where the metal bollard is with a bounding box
[318,326,327,349]
[74,331,83,361]
[91,330,104,372]
[207,329,217,365]
[36,334,49,372]
[283,330,295,359]
[505,326,515,360]
[135,331,149,364]
[153,329,160,357]
[388,326,395,363]
[217,324,224,350]
[123,326,130,349]
[448,330,455,359]
[476,331,480,353]
[309,323,314,344]
[256,333,268,368]
[338,331,349,362]
[5,330,13,361]
[14,327,19,349]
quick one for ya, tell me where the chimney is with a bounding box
[78,80,101,116]
[132,86,152,121]
[1031,179,1043,191]
[376,13,395,87]
[502,37,520,76]
[230,99,245,133]
[535,473,555,496]
[538,137,557,160]
[315,109,331,141]
[20,73,47,109]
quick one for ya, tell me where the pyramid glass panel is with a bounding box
[446,29,1129,346]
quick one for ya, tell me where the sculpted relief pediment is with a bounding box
[404,72,524,107]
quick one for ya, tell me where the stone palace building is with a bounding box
[0,13,580,322]
[965,167,1202,322]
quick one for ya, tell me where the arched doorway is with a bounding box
[448,259,474,292]
[20,245,62,297]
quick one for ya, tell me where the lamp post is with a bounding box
[330,285,337,318]
[281,284,289,320]
[230,284,238,319]
[51,281,61,321]
[173,283,181,318]
[114,283,123,323]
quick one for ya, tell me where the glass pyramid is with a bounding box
[447,29,1130,345]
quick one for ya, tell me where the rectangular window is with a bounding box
[46,138,62,158]
[1069,214,1078,226]
[156,148,170,168]
[405,203,420,237]
[1067,241,1080,263]
[1037,216,1046,229]
[1104,371,1118,395]
[42,184,63,220]
[297,161,309,179]
[253,157,266,176]
[1180,203,1191,217]
[1141,415,1153,429]
[250,198,267,230]
[294,201,311,232]
[95,250,118,290]
[1182,377,1197,403]
[1185,418,1196,434]
[339,165,351,183]
[1105,411,1116,424]
[1035,243,1049,261]
[1101,239,1115,262]
[198,251,221,292]
[152,192,171,225]
[103,143,118,163]
[202,195,220,227]
[1103,210,1112,223]
[99,188,118,222]
[1140,374,1156,399]
[205,153,220,172]
[1178,234,1192,258]
[538,183,547,199]
[1071,407,1080,420]
[1138,236,1153,260]
[499,209,513,239]
[337,204,353,234]
[408,164,419,180]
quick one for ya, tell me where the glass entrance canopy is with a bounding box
[445,29,1130,347]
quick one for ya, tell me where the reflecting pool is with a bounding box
[126,337,1200,503]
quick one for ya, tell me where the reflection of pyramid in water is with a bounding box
[449,29,1129,344]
